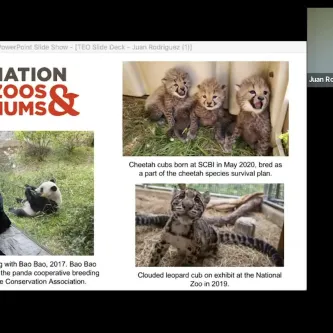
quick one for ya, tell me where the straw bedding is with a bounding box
[135,188,282,267]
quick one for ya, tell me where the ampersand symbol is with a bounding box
[48,84,79,116]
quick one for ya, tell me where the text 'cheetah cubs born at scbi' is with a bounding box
[146,187,284,267]
[223,75,272,156]
[145,67,194,134]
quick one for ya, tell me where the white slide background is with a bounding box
[0,43,307,290]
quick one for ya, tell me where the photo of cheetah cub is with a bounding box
[187,78,227,143]
[223,75,272,156]
[145,67,194,131]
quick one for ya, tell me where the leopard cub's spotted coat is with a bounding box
[148,187,283,267]
[223,75,272,156]
[145,67,194,133]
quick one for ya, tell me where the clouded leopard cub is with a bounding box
[187,78,227,143]
[223,75,272,156]
[145,67,194,132]
[148,187,283,267]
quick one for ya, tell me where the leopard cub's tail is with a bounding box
[135,214,170,227]
[219,231,284,267]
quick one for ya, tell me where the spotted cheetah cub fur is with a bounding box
[223,75,272,156]
[187,78,227,143]
[145,67,194,132]
[166,106,191,142]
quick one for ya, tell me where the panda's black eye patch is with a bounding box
[40,187,43,193]
[51,186,57,192]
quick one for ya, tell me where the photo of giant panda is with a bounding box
[8,179,62,217]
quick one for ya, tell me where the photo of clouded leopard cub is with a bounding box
[223,75,272,156]
[147,187,283,267]
[187,78,227,143]
[145,67,194,131]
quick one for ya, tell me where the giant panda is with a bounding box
[8,179,62,217]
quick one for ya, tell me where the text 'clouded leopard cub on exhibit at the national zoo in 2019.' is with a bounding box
[122,62,289,157]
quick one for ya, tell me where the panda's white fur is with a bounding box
[9,179,62,217]
[21,201,38,216]
[35,180,62,205]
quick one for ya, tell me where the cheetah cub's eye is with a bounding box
[213,95,217,99]
[194,196,200,203]
[184,81,186,84]
[249,90,256,94]
[203,95,206,98]
[174,84,178,87]
[263,91,268,95]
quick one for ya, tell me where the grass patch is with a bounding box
[0,145,94,256]
[122,96,256,156]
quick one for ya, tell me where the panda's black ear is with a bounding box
[51,186,57,192]
[50,179,56,183]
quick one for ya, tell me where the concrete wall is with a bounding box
[0,131,14,141]
[261,203,284,228]
[0,131,20,149]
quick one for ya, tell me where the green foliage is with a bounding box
[0,136,94,256]
[14,131,94,160]
[61,205,94,255]
[14,131,56,161]
[278,131,289,156]
[14,131,54,144]
[52,131,94,153]
[122,96,256,156]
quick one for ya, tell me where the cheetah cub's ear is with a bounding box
[162,78,167,84]
[234,84,241,92]
[221,84,227,91]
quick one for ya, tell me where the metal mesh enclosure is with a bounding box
[138,183,284,209]
[264,184,284,207]
[139,184,264,197]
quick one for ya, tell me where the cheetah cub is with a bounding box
[145,67,194,132]
[166,107,191,142]
[223,75,272,156]
[187,78,227,143]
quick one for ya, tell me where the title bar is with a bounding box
[0,42,306,53]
